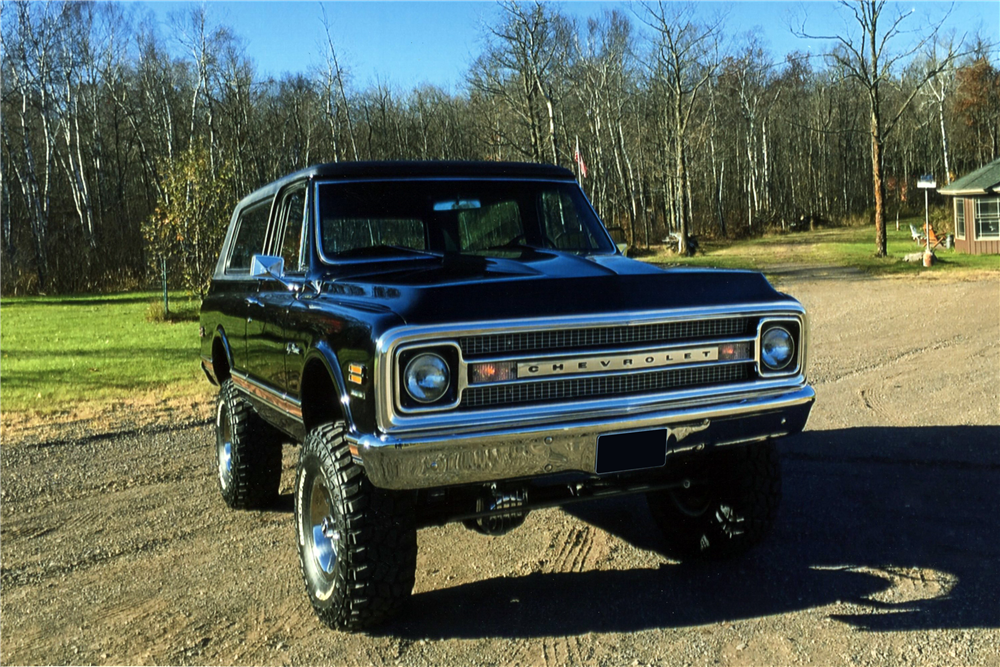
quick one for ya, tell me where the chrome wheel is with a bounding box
[217,401,233,489]
[309,478,340,575]
[295,422,417,630]
[214,379,282,509]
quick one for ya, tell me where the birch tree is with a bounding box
[639,1,721,255]
[797,0,959,257]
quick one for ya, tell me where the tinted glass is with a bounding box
[459,201,521,251]
[322,218,425,255]
[228,200,271,272]
[315,180,614,260]
[280,187,307,272]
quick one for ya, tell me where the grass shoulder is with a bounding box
[1,291,212,434]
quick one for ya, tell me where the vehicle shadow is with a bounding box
[379,425,1000,639]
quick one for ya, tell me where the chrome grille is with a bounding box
[459,317,752,357]
[461,363,753,409]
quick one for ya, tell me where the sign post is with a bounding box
[917,175,936,266]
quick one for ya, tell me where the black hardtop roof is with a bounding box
[237,160,576,209]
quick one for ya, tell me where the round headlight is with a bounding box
[404,353,451,403]
[761,327,795,371]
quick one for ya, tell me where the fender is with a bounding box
[202,327,236,385]
[302,340,356,431]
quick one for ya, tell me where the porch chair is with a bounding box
[925,225,946,250]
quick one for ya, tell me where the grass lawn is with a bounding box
[1,292,208,419]
[640,220,1000,276]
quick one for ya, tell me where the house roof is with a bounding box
[938,158,1000,196]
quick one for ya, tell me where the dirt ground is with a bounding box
[2,272,998,667]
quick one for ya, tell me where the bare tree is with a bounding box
[796,0,960,257]
[319,6,358,162]
[1,0,991,294]
[920,36,962,183]
[572,11,641,241]
[1,0,60,288]
[639,1,721,255]
[472,1,570,165]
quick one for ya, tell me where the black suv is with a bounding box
[199,161,814,630]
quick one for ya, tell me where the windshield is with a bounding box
[315,179,616,261]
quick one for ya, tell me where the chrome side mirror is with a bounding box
[250,255,298,292]
[250,254,284,278]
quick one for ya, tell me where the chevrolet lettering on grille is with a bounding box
[517,346,720,378]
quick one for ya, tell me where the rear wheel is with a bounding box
[646,440,781,560]
[295,422,417,631]
[215,379,282,509]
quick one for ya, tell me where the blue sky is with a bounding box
[144,1,1000,90]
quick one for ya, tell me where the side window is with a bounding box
[279,186,307,273]
[227,200,271,273]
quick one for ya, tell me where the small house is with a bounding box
[938,158,1000,255]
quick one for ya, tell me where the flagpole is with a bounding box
[574,135,587,181]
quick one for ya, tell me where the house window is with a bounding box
[955,198,965,239]
[974,198,1000,240]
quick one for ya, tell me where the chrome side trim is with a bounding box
[231,371,303,421]
[375,303,807,433]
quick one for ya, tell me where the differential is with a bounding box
[463,484,529,536]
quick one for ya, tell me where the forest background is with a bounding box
[2,0,998,296]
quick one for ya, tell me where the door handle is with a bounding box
[245,297,264,307]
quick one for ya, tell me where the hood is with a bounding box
[315,251,789,326]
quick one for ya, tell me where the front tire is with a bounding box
[295,423,417,631]
[646,440,781,560]
[215,379,282,509]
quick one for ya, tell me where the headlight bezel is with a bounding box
[757,318,802,377]
[395,343,461,412]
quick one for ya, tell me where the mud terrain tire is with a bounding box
[295,422,417,631]
[646,440,781,560]
[215,379,283,509]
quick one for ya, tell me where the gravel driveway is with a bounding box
[2,273,998,666]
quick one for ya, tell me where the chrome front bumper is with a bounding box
[353,386,815,490]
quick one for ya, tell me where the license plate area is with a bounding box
[596,429,667,474]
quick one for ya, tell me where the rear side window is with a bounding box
[227,200,271,273]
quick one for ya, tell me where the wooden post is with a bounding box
[161,256,169,315]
